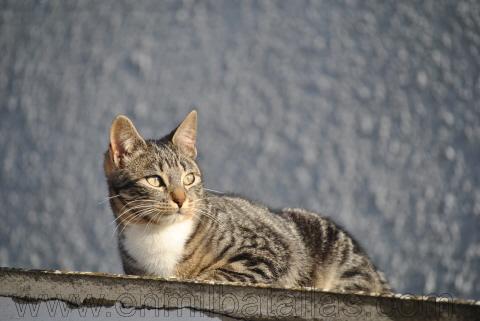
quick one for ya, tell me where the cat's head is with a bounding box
[104,111,204,227]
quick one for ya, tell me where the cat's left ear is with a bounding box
[172,110,197,159]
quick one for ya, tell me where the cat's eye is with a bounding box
[146,176,163,187]
[183,173,195,186]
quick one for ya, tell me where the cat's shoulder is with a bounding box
[205,191,267,208]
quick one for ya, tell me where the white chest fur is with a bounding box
[122,220,195,277]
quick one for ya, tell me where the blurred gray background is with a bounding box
[1,0,479,300]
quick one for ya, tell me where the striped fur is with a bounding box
[104,111,391,293]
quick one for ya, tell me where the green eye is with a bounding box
[146,176,163,187]
[183,173,195,186]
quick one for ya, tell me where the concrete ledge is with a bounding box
[0,267,478,320]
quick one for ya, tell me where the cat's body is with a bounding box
[105,111,391,293]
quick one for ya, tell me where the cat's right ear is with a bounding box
[109,115,146,167]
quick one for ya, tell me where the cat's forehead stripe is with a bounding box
[154,161,163,172]
[150,142,183,170]
[180,160,187,171]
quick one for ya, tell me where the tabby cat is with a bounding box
[104,111,391,293]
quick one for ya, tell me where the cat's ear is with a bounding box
[172,110,197,159]
[109,115,146,167]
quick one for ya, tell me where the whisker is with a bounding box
[115,199,152,216]
[203,188,224,195]
[113,200,177,218]
[117,199,163,210]
[111,203,156,228]
[118,216,134,236]
[142,212,155,234]
[112,199,175,222]
[111,204,174,226]
[113,214,130,236]
[193,208,223,227]
[112,203,180,235]
[110,204,157,225]
[195,214,224,231]
[112,208,143,235]
[98,194,121,204]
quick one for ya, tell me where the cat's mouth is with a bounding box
[141,208,192,224]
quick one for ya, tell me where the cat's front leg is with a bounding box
[196,268,267,284]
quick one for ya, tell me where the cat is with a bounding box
[104,111,391,293]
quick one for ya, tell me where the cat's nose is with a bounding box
[171,187,186,208]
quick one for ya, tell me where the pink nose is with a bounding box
[171,187,186,207]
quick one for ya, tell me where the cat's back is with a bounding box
[207,194,311,242]
[206,193,289,227]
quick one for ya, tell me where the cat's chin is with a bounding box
[143,211,193,226]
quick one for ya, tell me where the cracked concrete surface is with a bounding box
[1,268,479,321]
[0,0,479,300]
